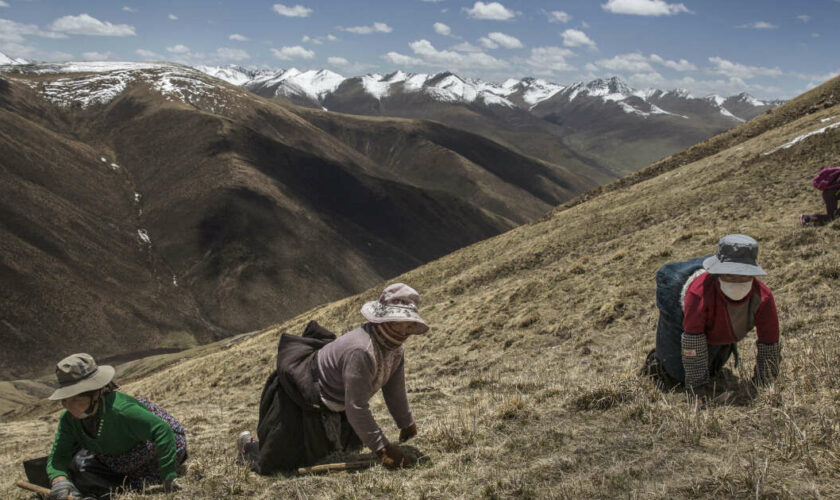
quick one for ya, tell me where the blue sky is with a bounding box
[1,0,838,98]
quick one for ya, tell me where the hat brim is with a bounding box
[702,256,767,276]
[48,365,115,400]
[361,301,429,334]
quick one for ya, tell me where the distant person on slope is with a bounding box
[236,283,427,474]
[643,235,781,394]
[39,353,186,500]
[800,166,840,226]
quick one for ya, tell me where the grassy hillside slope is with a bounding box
[1,76,839,499]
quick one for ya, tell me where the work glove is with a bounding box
[752,341,781,387]
[49,479,81,500]
[681,333,710,389]
[399,423,417,443]
[376,443,414,469]
[163,478,181,493]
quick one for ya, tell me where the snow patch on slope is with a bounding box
[764,121,840,155]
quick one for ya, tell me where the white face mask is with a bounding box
[719,278,753,301]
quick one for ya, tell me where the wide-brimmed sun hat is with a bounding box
[703,234,767,276]
[48,353,115,400]
[360,283,429,334]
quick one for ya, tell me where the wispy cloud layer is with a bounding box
[341,22,392,34]
[561,29,596,48]
[273,4,313,17]
[601,0,691,16]
[272,45,315,60]
[735,21,777,29]
[464,2,516,21]
[545,10,571,23]
[49,14,136,36]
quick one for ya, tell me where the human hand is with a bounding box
[399,423,417,443]
[49,479,81,500]
[376,443,414,469]
[163,478,181,493]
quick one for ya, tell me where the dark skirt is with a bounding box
[250,321,362,475]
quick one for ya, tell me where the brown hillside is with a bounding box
[0,64,601,380]
[2,76,837,497]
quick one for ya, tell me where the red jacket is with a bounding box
[683,272,779,345]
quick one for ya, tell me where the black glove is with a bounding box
[376,443,414,469]
[49,479,81,500]
[398,423,417,443]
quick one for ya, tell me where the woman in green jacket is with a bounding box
[44,353,187,500]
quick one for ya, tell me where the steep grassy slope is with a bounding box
[1,77,838,499]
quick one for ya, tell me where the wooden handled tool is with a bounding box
[297,459,379,475]
[16,480,78,499]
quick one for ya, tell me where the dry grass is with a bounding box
[2,78,840,498]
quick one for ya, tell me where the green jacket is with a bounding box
[46,392,178,482]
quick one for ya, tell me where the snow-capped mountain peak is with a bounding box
[0,51,29,65]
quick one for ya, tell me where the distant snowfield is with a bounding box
[6,61,249,110]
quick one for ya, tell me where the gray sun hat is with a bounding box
[48,353,115,400]
[360,283,429,334]
[702,234,767,276]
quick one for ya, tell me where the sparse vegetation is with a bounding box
[1,78,839,499]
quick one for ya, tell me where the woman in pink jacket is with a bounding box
[801,166,840,226]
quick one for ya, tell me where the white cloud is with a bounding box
[388,38,508,69]
[301,35,324,45]
[580,20,591,28]
[545,10,571,23]
[478,37,497,49]
[271,45,314,60]
[81,51,114,60]
[527,46,576,72]
[649,53,696,71]
[168,14,178,20]
[122,6,137,13]
[135,49,159,60]
[708,56,782,79]
[585,62,599,72]
[383,51,425,66]
[327,56,348,66]
[735,21,777,29]
[229,33,249,41]
[596,53,652,72]
[327,34,338,41]
[796,14,810,23]
[49,14,136,36]
[342,22,392,34]
[216,47,249,61]
[561,29,596,48]
[450,41,484,52]
[463,2,516,21]
[485,31,522,49]
[0,1,8,7]
[0,18,66,43]
[601,0,691,16]
[166,44,190,54]
[628,71,666,87]
[434,22,451,36]
[272,3,313,17]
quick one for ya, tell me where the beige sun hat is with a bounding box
[48,353,115,400]
[360,283,429,334]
